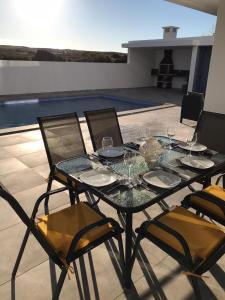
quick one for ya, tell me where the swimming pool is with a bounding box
[0,95,159,129]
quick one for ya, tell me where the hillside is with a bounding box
[0,45,127,63]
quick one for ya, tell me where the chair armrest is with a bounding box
[67,217,123,262]
[31,187,68,220]
[141,219,193,266]
[183,191,225,216]
[216,173,225,185]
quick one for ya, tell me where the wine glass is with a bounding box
[167,127,175,150]
[102,137,113,150]
[124,151,136,183]
[186,132,197,157]
[139,128,150,143]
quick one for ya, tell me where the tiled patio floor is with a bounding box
[0,106,224,300]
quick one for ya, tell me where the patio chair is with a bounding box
[37,112,87,206]
[0,184,124,300]
[195,110,225,188]
[132,206,225,299]
[195,110,225,154]
[180,92,204,124]
[182,173,225,226]
[84,108,123,151]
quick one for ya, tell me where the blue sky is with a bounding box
[0,0,216,52]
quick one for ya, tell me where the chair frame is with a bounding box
[0,186,124,300]
[180,93,204,124]
[132,209,225,299]
[194,111,225,185]
[182,173,225,226]
[84,107,123,152]
[37,112,87,207]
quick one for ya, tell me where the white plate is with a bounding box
[180,156,214,169]
[178,143,207,152]
[98,147,125,158]
[143,170,181,189]
[79,169,117,187]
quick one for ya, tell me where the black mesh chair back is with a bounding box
[180,93,204,123]
[195,111,225,153]
[37,113,86,167]
[84,108,123,151]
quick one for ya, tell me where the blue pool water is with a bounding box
[0,95,158,129]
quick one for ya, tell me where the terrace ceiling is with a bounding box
[166,0,218,15]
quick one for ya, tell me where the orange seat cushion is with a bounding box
[147,207,225,262]
[190,185,225,221]
[37,202,112,258]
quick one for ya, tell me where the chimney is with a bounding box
[163,26,179,40]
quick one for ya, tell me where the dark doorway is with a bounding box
[193,46,212,94]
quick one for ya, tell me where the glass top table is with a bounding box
[56,136,225,288]
[56,137,225,213]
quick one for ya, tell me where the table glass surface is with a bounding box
[57,136,225,211]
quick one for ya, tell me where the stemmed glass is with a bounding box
[138,128,150,144]
[102,137,113,150]
[124,151,136,183]
[186,132,197,157]
[167,127,175,150]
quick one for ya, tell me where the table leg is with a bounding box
[67,179,75,205]
[124,212,133,289]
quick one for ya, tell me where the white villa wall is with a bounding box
[128,48,155,85]
[0,58,152,96]
[204,0,225,114]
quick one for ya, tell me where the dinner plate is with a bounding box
[143,170,181,189]
[178,143,207,152]
[97,147,125,158]
[180,156,214,169]
[58,157,92,173]
[79,169,117,187]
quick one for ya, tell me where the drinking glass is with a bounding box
[138,128,150,143]
[167,127,175,150]
[186,132,197,157]
[102,137,113,150]
[124,151,136,183]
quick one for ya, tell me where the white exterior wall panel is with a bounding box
[204,0,225,114]
[0,59,151,96]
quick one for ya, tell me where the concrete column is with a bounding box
[204,0,225,113]
[188,46,198,92]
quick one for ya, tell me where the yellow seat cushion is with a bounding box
[37,202,112,258]
[147,207,225,262]
[190,185,225,221]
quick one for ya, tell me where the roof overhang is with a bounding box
[122,35,214,49]
[166,0,218,15]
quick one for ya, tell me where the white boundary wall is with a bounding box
[0,56,153,96]
[204,0,225,114]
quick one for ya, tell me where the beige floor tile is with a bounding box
[4,140,44,157]
[0,260,80,300]
[33,163,50,179]
[0,135,28,147]
[20,130,43,141]
[0,158,28,176]
[0,169,46,194]
[17,151,48,168]
[0,222,47,285]
[0,148,12,159]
